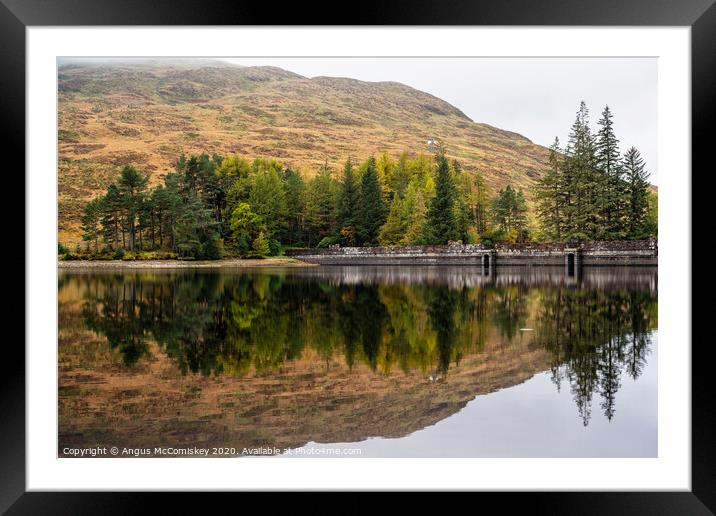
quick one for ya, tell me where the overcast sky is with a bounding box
[222,57,657,184]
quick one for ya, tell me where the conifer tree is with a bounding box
[337,158,359,245]
[137,196,153,250]
[252,230,270,256]
[423,152,456,244]
[249,168,288,240]
[491,185,528,238]
[622,147,650,238]
[356,157,386,245]
[375,152,395,202]
[565,101,598,241]
[281,168,306,246]
[595,105,623,238]
[472,172,491,236]
[403,181,428,245]
[451,159,475,243]
[453,198,473,244]
[100,184,124,250]
[304,165,337,247]
[378,196,408,246]
[387,152,411,199]
[175,192,220,258]
[536,103,655,243]
[161,173,184,251]
[645,191,658,237]
[117,165,148,251]
[536,137,566,241]
[150,185,168,249]
[80,196,103,252]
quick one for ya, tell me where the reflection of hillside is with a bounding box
[58,329,550,455]
[58,268,657,453]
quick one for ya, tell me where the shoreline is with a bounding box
[58,257,317,269]
[286,240,658,267]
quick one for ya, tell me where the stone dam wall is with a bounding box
[285,239,658,267]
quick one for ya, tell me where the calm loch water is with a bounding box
[58,266,657,458]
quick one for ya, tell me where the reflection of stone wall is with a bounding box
[290,266,658,294]
[287,239,658,266]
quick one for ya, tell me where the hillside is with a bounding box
[58,60,550,246]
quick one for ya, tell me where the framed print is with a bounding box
[3,0,712,512]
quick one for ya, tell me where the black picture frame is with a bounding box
[3,0,710,513]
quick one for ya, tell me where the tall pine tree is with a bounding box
[423,152,456,244]
[536,137,566,241]
[356,157,386,245]
[337,158,359,245]
[304,165,337,247]
[80,196,103,252]
[622,147,650,238]
[249,168,288,240]
[117,165,148,251]
[565,101,598,241]
[595,105,623,239]
[100,184,124,250]
[281,168,306,246]
[378,196,408,246]
[492,185,528,239]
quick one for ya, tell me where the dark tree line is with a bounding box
[536,102,657,242]
[77,149,530,259]
[80,156,224,259]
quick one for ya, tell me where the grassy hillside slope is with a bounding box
[58,60,550,246]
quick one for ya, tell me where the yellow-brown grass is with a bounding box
[58,62,550,246]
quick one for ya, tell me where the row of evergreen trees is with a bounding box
[76,102,655,259]
[536,102,656,241]
[80,156,227,259]
[78,149,531,259]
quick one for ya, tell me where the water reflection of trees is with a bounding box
[533,288,656,425]
[77,273,481,376]
[68,269,656,424]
